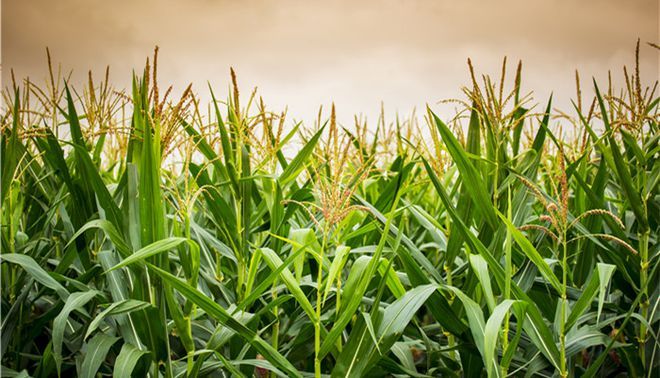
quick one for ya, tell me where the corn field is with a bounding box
[1,43,658,377]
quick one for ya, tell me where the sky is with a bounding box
[2,0,659,126]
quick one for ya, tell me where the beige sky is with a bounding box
[3,0,659,125]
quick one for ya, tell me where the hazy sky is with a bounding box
[3,0,659,125]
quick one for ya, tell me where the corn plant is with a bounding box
[1,44,658,377]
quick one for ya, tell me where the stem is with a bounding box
[159,285,173,378]
[315,225,330,378]
[503,189,512,344]
[271,281,280,378]
[8,181,16,300]
[314,322,321,378]
[335,277,343,352]
[237,255,245,301]
[502,227,512,374]
[500,189,513,377]
[236,137,244,302]
[184,215,195,375]
[639,230,650,367]
[493,153,499,203]
[444,264,457,361]
[559,234,568,378]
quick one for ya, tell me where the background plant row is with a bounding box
[1,46,658,377]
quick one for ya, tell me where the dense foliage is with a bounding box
[1,45,658,377]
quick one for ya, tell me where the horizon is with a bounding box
[3,0,659,126]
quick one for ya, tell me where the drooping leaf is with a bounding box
[79,333,119,378]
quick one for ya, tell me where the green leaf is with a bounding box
[278,125,325,187]
[146,264,302,377]
[582,261,660,377]
[483,300,525,378]
[565,326,624,357]
[64,84,123,231]
[565,269,599,331]
[163,283,194,353]
[323,245,351,303]
[235,240,309,313]
[428,108,498,228]
[445,287,486,357]
[332,284,436,377]
[288,228,320,282]
[423,158,562,370]
[53,290,101,375]
[80,333,119,378]
[497,212,562,294]
[113,343,150,378]
[107,237,189,272]
[209,86,235,175]
[596,263,616,324]
[85,300,152,339]
[376,284,437,342]
[356,195,467,336]
[320,178,405,359]
[361,312,381,354]
[260,247,318,322]
[67,219,132,259]
[468,254,496,312]
[0,254,69,300]
[593,81,648,231]
[181,118,228,181]
[1,88,22,205]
